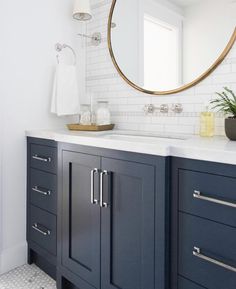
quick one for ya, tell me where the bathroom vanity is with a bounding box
[26,131,236,289]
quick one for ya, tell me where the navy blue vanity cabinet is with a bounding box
[171,158,236,289]
[57,143,169,289]
[27,137,58,279]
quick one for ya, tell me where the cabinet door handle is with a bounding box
[32,186,51,196]
[193,190,236,209]
[193,247,236,273]
[32,223,51,236]
[91,168,99,205]
[32,154,52,163]
[100,170,109,208]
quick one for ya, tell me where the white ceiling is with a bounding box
[169,0,202,7]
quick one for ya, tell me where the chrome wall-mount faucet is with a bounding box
[144,104,183,115]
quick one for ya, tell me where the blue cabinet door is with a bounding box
[61,151,101,288]
[101,157,156,289]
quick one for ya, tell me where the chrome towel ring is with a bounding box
[55,43,77,65]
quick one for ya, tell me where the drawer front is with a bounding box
[179,212,236,289]
[178,277,205,289]
[30,206,57,255]
[179,169,236,227]
[30,169,57,214]
[30,144,57,174]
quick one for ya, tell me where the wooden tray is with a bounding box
[67,123,115,132]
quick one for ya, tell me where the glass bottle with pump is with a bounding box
[96,101,111,125]
[200,103,215,137]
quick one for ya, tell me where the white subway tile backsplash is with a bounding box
[127,97,152,105]
[214,64,231,75]
[229,47,236,58]
[115,123,141,131]
[232,64,236,73]
[139,123,164,133]
[212,73,236,84]
[84,0,236,136]
[178,117,198,126]
[164,124,195,135]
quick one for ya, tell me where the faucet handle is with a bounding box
[143,104,155,114]
[171,103,183,114]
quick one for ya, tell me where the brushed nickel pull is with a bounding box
[100,170,109,208]
[193,190,236,209]
[32,154,52,163]
[193,247,236,273]
[32,186,51,196]
[91,168,99,205]
[32,223,51,236]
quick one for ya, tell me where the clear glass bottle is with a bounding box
[80,104,91,125]
[96,101,111,125]
[200,104,215,137]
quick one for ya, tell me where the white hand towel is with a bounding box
[51,64,80,116]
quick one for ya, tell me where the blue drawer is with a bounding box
[30,169,57,214]
[178,169,236,227]
[30,144,57,174]
[179,212,236,289]
[30,206,57,256]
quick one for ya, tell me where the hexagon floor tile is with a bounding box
[0,264,56,289]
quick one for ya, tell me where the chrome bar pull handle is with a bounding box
[193,247,236,273]
[32,186,51,196]
[32,154,52,163]
[193,190,236,208]
[100,170,109,208]
[32,223,51,236]
[91,168,99,205]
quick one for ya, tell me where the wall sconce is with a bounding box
[77,32,102,46]
[73,0,92,21]
[73,0,101,46]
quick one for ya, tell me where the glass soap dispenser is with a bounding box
[96,101,111,125]
[200,102,215,137]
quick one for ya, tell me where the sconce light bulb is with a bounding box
[73,12,92,21]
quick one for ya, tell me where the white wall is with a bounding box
[0,0,78,273]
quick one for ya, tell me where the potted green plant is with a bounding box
[211,87,236,140]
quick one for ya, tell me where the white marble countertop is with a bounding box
[26,129,236,165]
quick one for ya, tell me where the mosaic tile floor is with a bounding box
[0,264,56,289]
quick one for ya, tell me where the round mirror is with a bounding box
[108,0,236,95]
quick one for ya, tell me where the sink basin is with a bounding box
[100,132,187,142]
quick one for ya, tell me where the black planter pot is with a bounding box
[225,118,236,140]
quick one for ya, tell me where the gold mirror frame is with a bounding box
[108,0,236,95]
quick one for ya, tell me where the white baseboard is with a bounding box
[0,242,27,275]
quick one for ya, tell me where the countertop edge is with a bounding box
[26,130,236,165]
